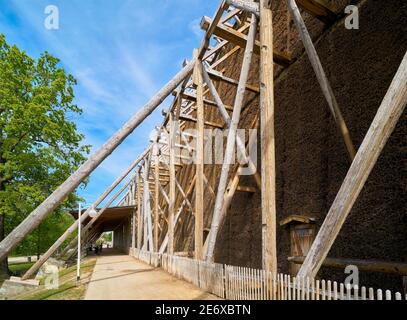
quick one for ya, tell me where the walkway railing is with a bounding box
[131,249,406,301]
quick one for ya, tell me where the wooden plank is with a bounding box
[298,51,407,278]
[288,0,356,161]
[289,256,407,276]
[200,16,291,66]
[193,52,205,260]
[259,0,277,274]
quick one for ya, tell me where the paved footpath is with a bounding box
[84,250,220,300]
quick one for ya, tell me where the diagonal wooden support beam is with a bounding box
[178,91,234,112]
[0,60,196,263]
[198,0,229,59]
[202,67,261,187]
[210,46,241,70]
[159,175,197,254]
[203,22,250,62]
[203,115,259,258]
[200,16,291,66]
[206,68,260,93]
[288,0,356,161]
[206,14,258,263]
[21,148,149,279]
[297,51,407,279]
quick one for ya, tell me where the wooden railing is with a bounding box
[132,249,406,301]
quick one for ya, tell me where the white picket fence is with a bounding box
[132,249,406,300]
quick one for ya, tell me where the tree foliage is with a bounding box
[0,34,90,262]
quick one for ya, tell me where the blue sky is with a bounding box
[0,0,217,205]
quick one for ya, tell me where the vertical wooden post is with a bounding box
[154,142,160,252]
[193,49,204,260]
[142,154,154,251]
[168,112,176,255]
[131,182,136,253]
[137,172,142,249]
[259,0,277,274]
[298,51,407,278]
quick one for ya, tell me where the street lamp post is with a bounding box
[76,202,81,282]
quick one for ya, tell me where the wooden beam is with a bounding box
[202,66,261,187]
[206,14,258,262]
[290,256,407,276]
[159,176,197,254]
[193,52,204,260]
[179,114,224,129]
[0,60,196,263]
[259,0,277,274]
[226,0,259,16]
[198,1,229,59]
[154,143,159,252]
[206,68,260,93]
[144,154,154,251]
[21,148,149,279]
[288,0,356,161]
[296,0,337,24]
[298,51,407,278]
[204,22,249,62]
[210,46,241,70]
[168,112,176,255]
[179,92,234,112]
[131,185,136,252]
[200,16,291,66]
[236,185,257,193]
[136,173,143,250]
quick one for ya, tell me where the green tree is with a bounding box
[0,34,90,278]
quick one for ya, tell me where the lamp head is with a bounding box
[89,206,98,218]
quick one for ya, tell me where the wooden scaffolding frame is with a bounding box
[0,0,404,284]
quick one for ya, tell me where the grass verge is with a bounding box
[10,258,96,300]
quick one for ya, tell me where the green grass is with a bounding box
[9,262,34,276]
[14,259,97,300]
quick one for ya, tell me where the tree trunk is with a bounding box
[0,213,9,278]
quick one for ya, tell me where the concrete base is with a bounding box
[0,276,40,299]
[35,258,65,280]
